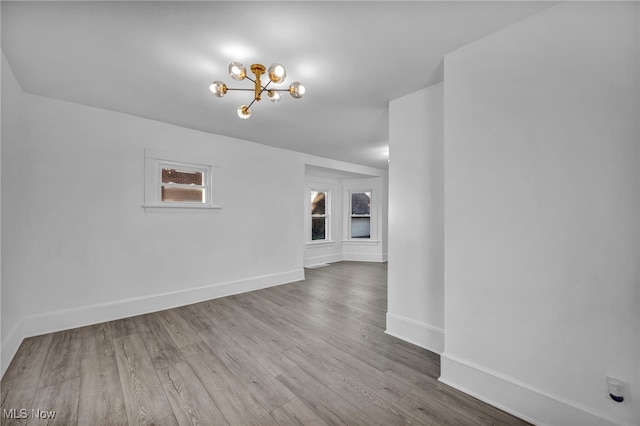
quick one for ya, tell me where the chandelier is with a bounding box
[209,62,305,119]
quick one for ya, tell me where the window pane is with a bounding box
[311,191,326,215]
[351,192,371,215]
[162,187,204,202]
[351,217,370,238]
[162,168,203,185]
[311,217,326,240]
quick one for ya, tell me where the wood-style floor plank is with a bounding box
[26,378,79,426]
[179,303,297,413]
[202,298,297,377]
[240,292,413,402]
[180,342,277,425]
[77,323,127,425]
[244,283,441,389]
[276,366,380,426]
[1,334,53,413]
[137,313,187,369]
[283,346,424,426]
[155,361,228,426]
[154,311,201,350]
[37,329,82,388]
[397,387,488,426]
[113,335,173,425]
[0,261,530,426]
[109,314,151,340]
[269,397,329,426]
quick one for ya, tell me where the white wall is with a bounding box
[1,53,27,372]
[387,83,444,354]
[0,57,387,375]
[442,2,639,425]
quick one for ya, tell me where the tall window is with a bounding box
[310,190,329,241]
[350,191,371,239]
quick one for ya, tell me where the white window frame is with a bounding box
[344,188,378,243]
[348,190,372,240]
[158,161,209,204]
[307,188,331,244]
[144,149,221,210]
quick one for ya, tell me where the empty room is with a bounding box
[1,1,639,425]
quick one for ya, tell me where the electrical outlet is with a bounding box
[606,376,627,404]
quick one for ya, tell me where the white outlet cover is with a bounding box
[606,376,627,404]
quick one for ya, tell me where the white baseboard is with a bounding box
[1,319,25,378]
[439,353,635,426]
[342,252,386,262]
[1,268,304,378]
[304,253,387,267]
[304,253,342,268]
[385,312,444,354]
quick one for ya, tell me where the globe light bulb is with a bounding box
[237,105,251,119]
[289,82,305,99]
[209,81,227,98]
[228,62,246,81]
[268,63,287,84]
[268,90,281,103]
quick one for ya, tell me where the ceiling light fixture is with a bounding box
[210,62,305,119]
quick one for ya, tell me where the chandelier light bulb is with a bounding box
[268,63,287,84]
[237,105,251,119]
[268,90,281,103]
[228,62,247,81]
[209,81,227,98]
[289,82,305,99]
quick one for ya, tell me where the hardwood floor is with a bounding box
[1,262,529,425]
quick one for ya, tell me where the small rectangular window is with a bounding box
[350,191,371,239]
[144,149,220,210]
[160,167,206,203]
[311,190,329,241]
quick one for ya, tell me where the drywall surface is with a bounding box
[442,2,639,425]
[387,82,444,353]
[1,53,27,371]
[12,92,301,305]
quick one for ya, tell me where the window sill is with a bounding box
[143,204,222,211]
[306,240,336,247]
[342,239,379,245]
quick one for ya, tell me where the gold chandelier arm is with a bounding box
[249,64,266,101]
[245,75,274,92]
[249,85,266,109]
[257,80,271,98]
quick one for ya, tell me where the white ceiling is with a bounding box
[1,1,555,169]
